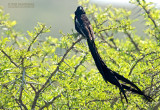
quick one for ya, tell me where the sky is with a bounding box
[91,0,160,8]
[92,0,160,4]
[0,0,159,39]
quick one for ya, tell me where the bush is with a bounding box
[0,0,160,109]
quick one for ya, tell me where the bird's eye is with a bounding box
[79,6,82,10]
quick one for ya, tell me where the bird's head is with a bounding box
[75,6,85,16]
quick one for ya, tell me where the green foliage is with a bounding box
[0,0,160,109]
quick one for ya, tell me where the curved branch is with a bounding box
[0,49,18,67]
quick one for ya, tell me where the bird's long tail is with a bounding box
[121,84,152,102]
[113,71,153,101]
[87,39,128,102]
[86,38,152,102]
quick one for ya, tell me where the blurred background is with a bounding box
[0,0,160,38]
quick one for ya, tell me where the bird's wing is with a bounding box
[75,14,94,41]
[81,14,95,40]
[75,16,86,37]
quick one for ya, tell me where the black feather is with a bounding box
[74,6,152,102]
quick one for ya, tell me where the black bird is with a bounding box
[74,6,152,102]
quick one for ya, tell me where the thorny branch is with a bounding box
[31,36,83,110]
[0,49,27,109]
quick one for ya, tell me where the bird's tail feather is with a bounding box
[86,38,152,102]
[115,79,128,103]
[121,84,153,102]
[114,71,152,101]
[114,71,141,91]
[87,39,129,102]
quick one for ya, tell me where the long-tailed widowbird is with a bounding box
[74,6,152,103]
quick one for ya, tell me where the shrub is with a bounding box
[0,0,160,109]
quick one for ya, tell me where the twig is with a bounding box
[27,25,45,51]
[0,49,18,67]
[129,52,156,75]
[125,31,140,52]
[129,55,144,76]
[39,91,65,110]
[58,37,83,65]
[137,0,157,28]
[59,69,70,76]
[86,99,109,105]
[99,33,114,48]
[109,56,120,67]
[105,32,118,49]
[97,27,118,33]
[74,53,88,73]
[30,84,37,93]
[136,0,159,40]
[141,64,160,75]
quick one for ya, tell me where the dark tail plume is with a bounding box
[86,38,152,102]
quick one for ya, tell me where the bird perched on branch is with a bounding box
[74,6,152,103]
